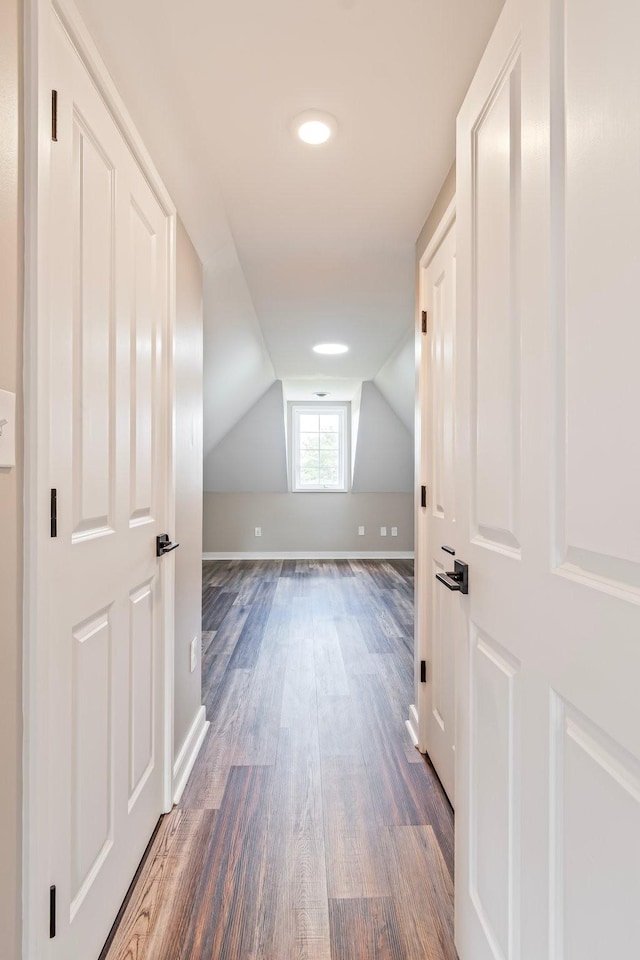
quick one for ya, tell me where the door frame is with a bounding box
[22,1,177,956]
[411,195,456,753]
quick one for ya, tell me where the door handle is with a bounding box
[436,559,468,594]
[156,534,180,557]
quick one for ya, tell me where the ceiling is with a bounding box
[74,0,503,436]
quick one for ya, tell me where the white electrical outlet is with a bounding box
[358,525,365,536]
[391,526,398,537]
[380,526,387,537]
[255,526,262,537]
[0,389,16,469]
[190,636,198,673]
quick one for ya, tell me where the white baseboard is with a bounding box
[406,704,420,751]
[202,550,415,561]
[172,706,209,805]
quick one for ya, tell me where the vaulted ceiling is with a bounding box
[75,0,503,448]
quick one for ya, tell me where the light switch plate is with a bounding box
[0,389,16,468]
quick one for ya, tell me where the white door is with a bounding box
[46,10,173,958]
[417,214,458,805]
[455,0,640,958]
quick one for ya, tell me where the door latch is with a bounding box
[435,559,469,594]
[156,534,180,557]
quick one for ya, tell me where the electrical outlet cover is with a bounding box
[358,526,365,536]
[391,527,398,537]
[0,389,16,469]
[380,526,387,537]
[190,636,198,672]
[255,526,262,537]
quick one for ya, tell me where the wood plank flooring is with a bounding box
[104,559,455,960]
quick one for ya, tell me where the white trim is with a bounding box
[291,402,349,492]
[23,1,177,955]
[406,704,421,750]
[414,198,457,788]
[172,707,209,805]
[203,551,415,561]
[418,195,457,270]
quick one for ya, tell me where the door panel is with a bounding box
[550,696,640,957]
[71,609,113,912]
[72,117,115,540]
[456,3,525,958]
[473,60,521,554]
[130,199,158,526]
[456,0,640,957]
[47,9,171,958]
[129,580,155,806]
[557,0,640,586]
[469,631,520,960]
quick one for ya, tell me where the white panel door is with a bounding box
[418,218,458,805]
[46,10,172,959]
[455,0,640,958]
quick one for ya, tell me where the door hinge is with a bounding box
[420,660,428,683]
[51,90,58,142]
[421,310,428,334]
[49,885,56,938]
[50,488,57,538]
[420,484,427,509]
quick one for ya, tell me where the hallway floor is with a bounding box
[104,559,455,960]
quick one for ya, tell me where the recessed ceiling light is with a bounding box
[293,110,337,145]
[298,120,331,144]
[313,391,330,398]
[313,343,349,355]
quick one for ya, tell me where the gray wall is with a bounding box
[374,329,415,435]
[204,380,287,492]
[0,0,22,954]
[174,220,205,758]
[203,492,414,553]
[352,382,413,493]
[203,377,414,553]
[203,248,276,454]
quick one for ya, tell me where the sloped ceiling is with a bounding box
[74,0,503,450]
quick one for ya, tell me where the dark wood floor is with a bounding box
[105,559,455,960]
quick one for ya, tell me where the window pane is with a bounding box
[293,404,346,491]
[319,414,339,433]
[301,466,319,484]
[319,431,338,450]
[319,463,339,484]
[299,414,320,433]
[300,450,319,472]
[300,433,320,452]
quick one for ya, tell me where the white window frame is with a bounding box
[291,403,349,492]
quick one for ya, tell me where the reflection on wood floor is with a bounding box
[104,559,456,960]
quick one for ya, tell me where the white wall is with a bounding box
[374,328,415,434]
[174,220,205,758]
[204,380,287,492]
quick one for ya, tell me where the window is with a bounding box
[291,404,348,492]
